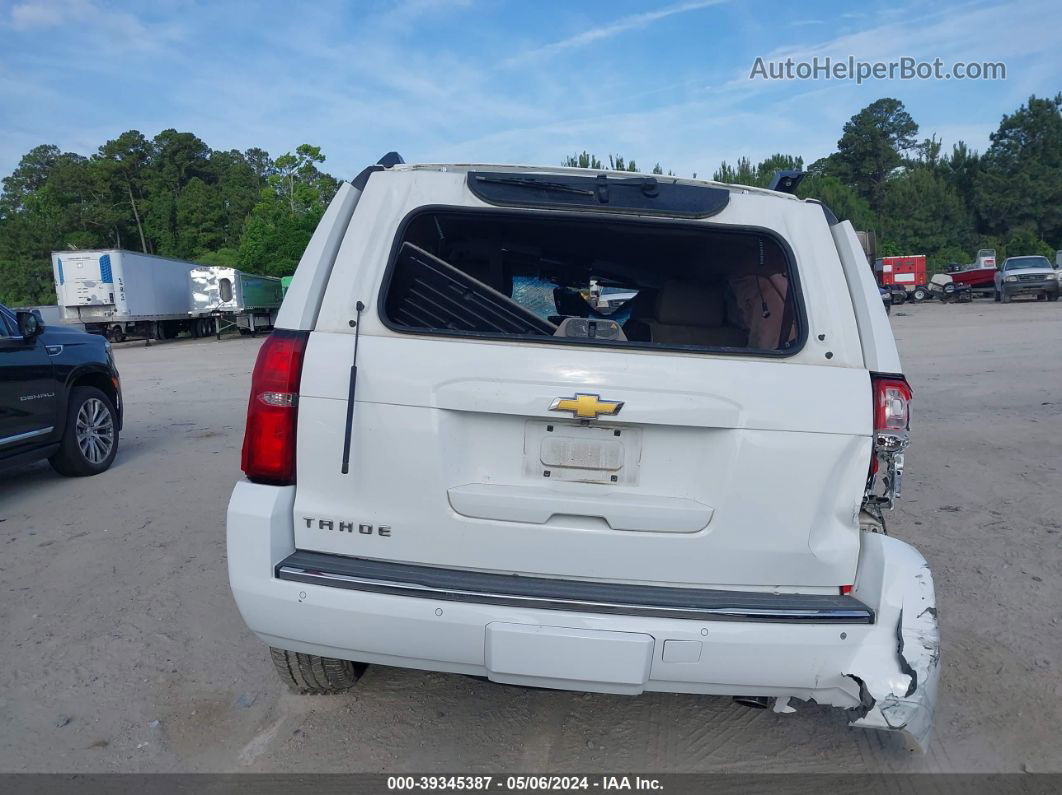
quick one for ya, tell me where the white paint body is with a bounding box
[51,249,198,323]
[227,165,939,750]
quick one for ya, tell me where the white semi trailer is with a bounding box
[188,267,283,335]
[51,249,217,341]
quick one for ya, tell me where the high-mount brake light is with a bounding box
[241,330,309,485]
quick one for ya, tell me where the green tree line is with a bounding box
[568,93,1062,272]
[0,130,338,305]
[4,94,1059,306]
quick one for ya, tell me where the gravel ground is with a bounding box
[1,301,1060,773]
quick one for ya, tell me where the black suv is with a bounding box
[1,304,123,476]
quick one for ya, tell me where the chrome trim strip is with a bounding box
[0,426,54,448]
[276,563,873,624]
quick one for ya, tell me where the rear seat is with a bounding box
[629,280,748,347]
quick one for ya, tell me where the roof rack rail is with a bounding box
[377,151,405,167]
[351,152,405,190]
[767,170,806,194]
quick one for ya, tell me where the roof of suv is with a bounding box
[388,163,806,203]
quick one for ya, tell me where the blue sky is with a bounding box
[1,0,1059,181]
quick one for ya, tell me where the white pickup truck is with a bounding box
[227,158,940,750]
[993,255,1060,302]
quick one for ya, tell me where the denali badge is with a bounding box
[549,393,623,420]
[303,517,391,536]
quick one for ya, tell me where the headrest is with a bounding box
[654,280,725,326]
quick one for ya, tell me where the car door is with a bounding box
[0,306,61,454]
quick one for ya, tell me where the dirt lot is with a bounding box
[1,302,1060,774]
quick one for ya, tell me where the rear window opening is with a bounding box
[382,209,804,355]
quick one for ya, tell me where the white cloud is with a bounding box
[506,0,730,65]
[1,0,1059,184]
[6,0,181,43]
[9,0,68,29]
[760,0,1055,65]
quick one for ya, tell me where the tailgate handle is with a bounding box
[448,484,712,533]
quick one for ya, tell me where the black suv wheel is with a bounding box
[49,386,119,476]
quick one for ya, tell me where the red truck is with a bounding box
[875,255,928,300]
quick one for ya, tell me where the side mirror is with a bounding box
[16,311,43,340]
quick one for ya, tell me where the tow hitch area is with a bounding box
[846,538,940,752]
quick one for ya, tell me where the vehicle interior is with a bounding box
[384,210,801,353]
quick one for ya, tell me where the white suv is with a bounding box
[227,158,939,751]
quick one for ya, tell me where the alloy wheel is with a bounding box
[76,398,115,464]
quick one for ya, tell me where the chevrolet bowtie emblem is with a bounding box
[549,393,624,419]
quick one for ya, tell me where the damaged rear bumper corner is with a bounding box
[845,533,941,752]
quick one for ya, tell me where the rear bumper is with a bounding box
[276,550,875,624]
[227,481,940,751]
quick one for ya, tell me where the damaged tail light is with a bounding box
[873,375,912,435]
[872,374,912,454]
[241,329,309,485]
[866,374,912,509]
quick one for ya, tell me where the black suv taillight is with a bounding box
[241,330,308,485]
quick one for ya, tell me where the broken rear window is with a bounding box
[381,209,804,356]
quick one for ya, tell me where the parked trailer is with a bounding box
[188,267,283,336]
[874,255,929,301]
[51,249,215,341]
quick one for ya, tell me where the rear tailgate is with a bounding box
[291,174,871,590]
[296,334,870,587]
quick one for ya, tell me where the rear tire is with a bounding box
[49,386,119,477]
[912,287,928,302]
[269,648,366,694]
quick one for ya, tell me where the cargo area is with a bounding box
[385,209,803,353]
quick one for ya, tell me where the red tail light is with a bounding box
[872,374,913,433]
[868,374,912,480]
[241,330,309,485]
